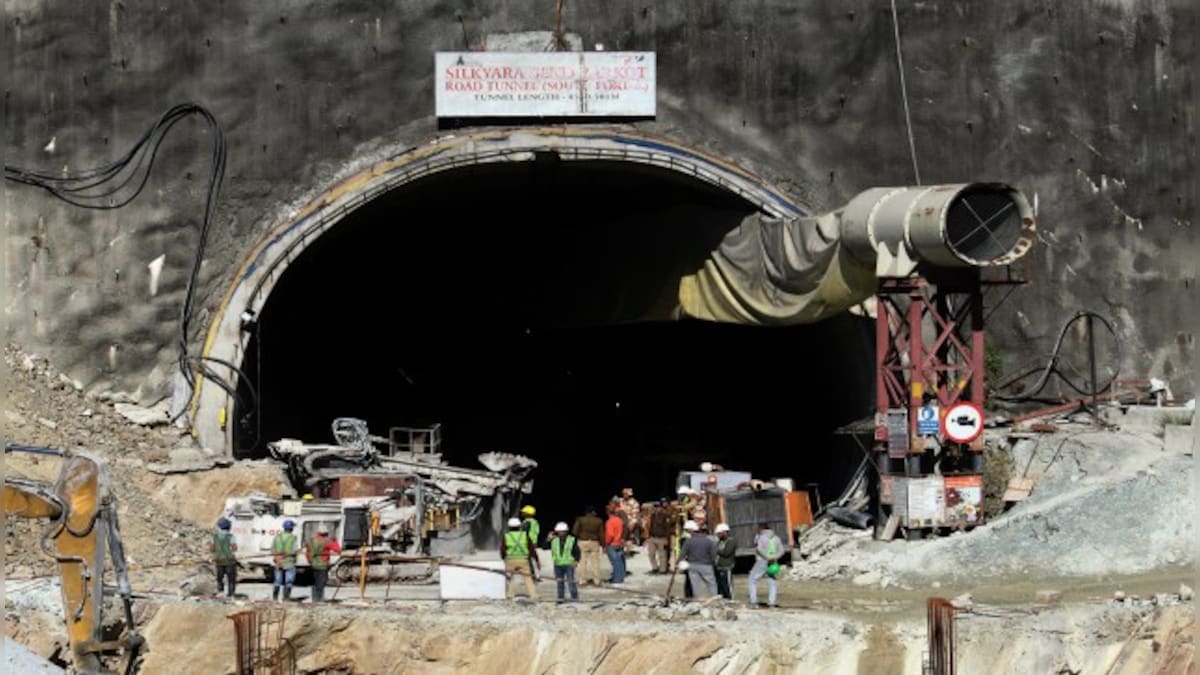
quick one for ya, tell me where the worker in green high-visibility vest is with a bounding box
[271,519,299,601]
[500,517,539,601]
[210,517,238,598]
[549,522,581,603]
[520,504,543,581]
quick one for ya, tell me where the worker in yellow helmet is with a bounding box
[519,504,542,581]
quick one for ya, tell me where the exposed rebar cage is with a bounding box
[228,607,295,675]
[925,597,957,675]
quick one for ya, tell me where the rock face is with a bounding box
[2,1,1194,407]
[134,600,1193,675]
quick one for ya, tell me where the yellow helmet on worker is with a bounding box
[520,505,536,516]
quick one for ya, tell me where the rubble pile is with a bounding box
[2,344,282,584]
[792,420,1194,587]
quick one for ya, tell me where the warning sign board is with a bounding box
[944,475,983,526]
[906,477,945,527]
[942,401,984,444]
[917,403,940,435]
[886,408,909,457]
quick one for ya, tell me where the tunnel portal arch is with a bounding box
[186,126,807,454]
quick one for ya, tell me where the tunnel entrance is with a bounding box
[233,157,874,523]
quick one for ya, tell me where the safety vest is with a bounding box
[550,535,576,566]
[307,537,330,570]
[212,531,235,564]
[764,535,779,558]
[272,532,298,568]
[524,518,540,545]
[505,530,530,560]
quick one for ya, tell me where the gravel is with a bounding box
[792,421,1194,586]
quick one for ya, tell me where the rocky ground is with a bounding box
[4,343,1196,674]
[3,344,290,585]
[792,413,1196,590]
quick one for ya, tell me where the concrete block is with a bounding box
[439,561,506,600]
[429,527,475,557]
[1164,424,1195,455]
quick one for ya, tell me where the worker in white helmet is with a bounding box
[549,522,581,603]
[501,517,539,601]
[714,523,737,600]
[679,519,718,599]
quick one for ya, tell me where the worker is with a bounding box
[646,501,672,574]
[748,522,785,609]
[714,523,737,600]
[549,522,581,603]
[271,519,299,601]
[679,520,718,599]
[571,506,605,586]
[604,503,626,583]
[520,504,541,545]
[676,514,694,599]
[501,517,539,601]
[520,505,542,580]
[619,488,641,546]
[210,517,238,598]
[305,524,341,602]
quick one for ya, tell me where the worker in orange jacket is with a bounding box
[604,504,626,583]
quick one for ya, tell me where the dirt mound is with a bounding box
[3,344,275,583]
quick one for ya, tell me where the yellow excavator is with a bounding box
[4,442,143,674]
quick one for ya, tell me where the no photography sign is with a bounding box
[941,402,984,443]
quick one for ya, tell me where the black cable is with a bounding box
[991,311,1121,402]
[5,103,241,429]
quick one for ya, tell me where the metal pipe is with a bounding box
[841,183,1036,272]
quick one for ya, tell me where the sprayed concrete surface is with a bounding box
[2,0,1195,414]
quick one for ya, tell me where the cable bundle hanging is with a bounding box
[5,102,254,427]
[991,310,1121,403]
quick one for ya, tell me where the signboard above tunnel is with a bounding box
[435,51,656,118]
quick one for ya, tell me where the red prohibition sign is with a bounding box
[941,401,984,443]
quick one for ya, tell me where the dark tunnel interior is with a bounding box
[235,157,876,526]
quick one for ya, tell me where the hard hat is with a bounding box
[700,461,714,472]
[714,523,730,534]
[302,494,314,501]
[317,525,329,535]
[282,519,295,531]
[507,517,522,528]
[217,517,231,530]
[520,505,536,516]
[677,560,690,571]
[677,485,693,495]
[683,520,699,532]
[554,522,569,532]
[766,562,781,577]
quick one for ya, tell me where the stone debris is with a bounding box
[1180,584,1194,602]
[1035,590,1062,605]
[951,593,974,610]
[114,400,171,427]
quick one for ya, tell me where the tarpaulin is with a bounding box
[677,211,877,325]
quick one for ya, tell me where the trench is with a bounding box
[233,158,874,521]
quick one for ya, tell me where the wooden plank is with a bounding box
[880,513,901,540]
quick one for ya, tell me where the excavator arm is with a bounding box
[3,443,142,675]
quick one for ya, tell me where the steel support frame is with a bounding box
[873,270,987,536]
[874,274,986,445]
